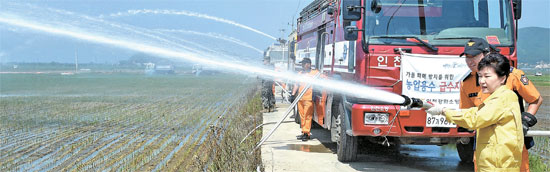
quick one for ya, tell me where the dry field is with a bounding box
[0,73,262,171]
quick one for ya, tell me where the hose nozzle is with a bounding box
[401,95,433,109]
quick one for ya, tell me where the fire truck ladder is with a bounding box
[299,0,334,21]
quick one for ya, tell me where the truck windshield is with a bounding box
[363,0,514,46]
[269,50,288,62]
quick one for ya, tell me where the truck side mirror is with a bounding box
[342,0,362,21]
[344,26,359,40]
[327,5,335,15]
[513,0,521,19]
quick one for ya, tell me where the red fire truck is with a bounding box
[294,0,522,162]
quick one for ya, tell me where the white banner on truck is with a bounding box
[401,53,471,127]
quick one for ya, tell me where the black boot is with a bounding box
[296,133,305,140]
[301,133,310,141]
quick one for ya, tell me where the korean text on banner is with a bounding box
[401,53,470,109]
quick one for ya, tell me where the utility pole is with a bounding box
[278,29,286,44]
[279,28,286,39]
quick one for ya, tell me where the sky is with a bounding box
[0,0,313,63]
[0,0,548,63]
[518,0,550,28]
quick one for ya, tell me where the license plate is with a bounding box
[426,113,456,128]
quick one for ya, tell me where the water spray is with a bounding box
[158,29,263,54]
[105,9,277,40]
[0,10,406,106]
[1,3,409,121]
[1,3,412,112]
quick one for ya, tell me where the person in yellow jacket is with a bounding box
[427,54,524,171]
[292,58,321,141]
[459,38,542,171]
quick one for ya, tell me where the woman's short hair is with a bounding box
[477,53,510,78]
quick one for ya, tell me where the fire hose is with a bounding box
[273,81,291,103]
[273,81,290,95]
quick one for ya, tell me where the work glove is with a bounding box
[289,94,296,103]
[521,112,537,136]
[426,106,445,116]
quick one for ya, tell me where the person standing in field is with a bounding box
[292,58,321,141]
[458,38,542,171]
[428,53,524,171]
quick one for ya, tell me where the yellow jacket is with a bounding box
[445,86,523,171]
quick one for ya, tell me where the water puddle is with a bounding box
[284,144,332,153]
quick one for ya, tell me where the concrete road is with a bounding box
[261,102,474,172]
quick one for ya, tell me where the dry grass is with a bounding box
[190,88,263,171]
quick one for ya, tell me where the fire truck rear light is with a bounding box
[364,113,389,125]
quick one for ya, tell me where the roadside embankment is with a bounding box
[190,87,264,171]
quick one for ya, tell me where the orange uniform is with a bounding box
[460,68,541,172]
[296,69,320,135]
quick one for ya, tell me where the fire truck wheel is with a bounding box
[336,103,357,162]
[330,99,340,142]
[456,138,474,163]
[330,113,338,142]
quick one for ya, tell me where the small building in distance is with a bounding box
[145,63,175,75]
[191,64,218,76]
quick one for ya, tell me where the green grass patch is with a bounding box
[529,137,550,171]
[529,75,550,86]
[529,154,549,172]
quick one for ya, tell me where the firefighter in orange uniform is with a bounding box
[459,38,543,172]
[292,58,321,141]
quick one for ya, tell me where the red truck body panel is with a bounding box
[295,0,517,141]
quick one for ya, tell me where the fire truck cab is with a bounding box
[294,0,522,162]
